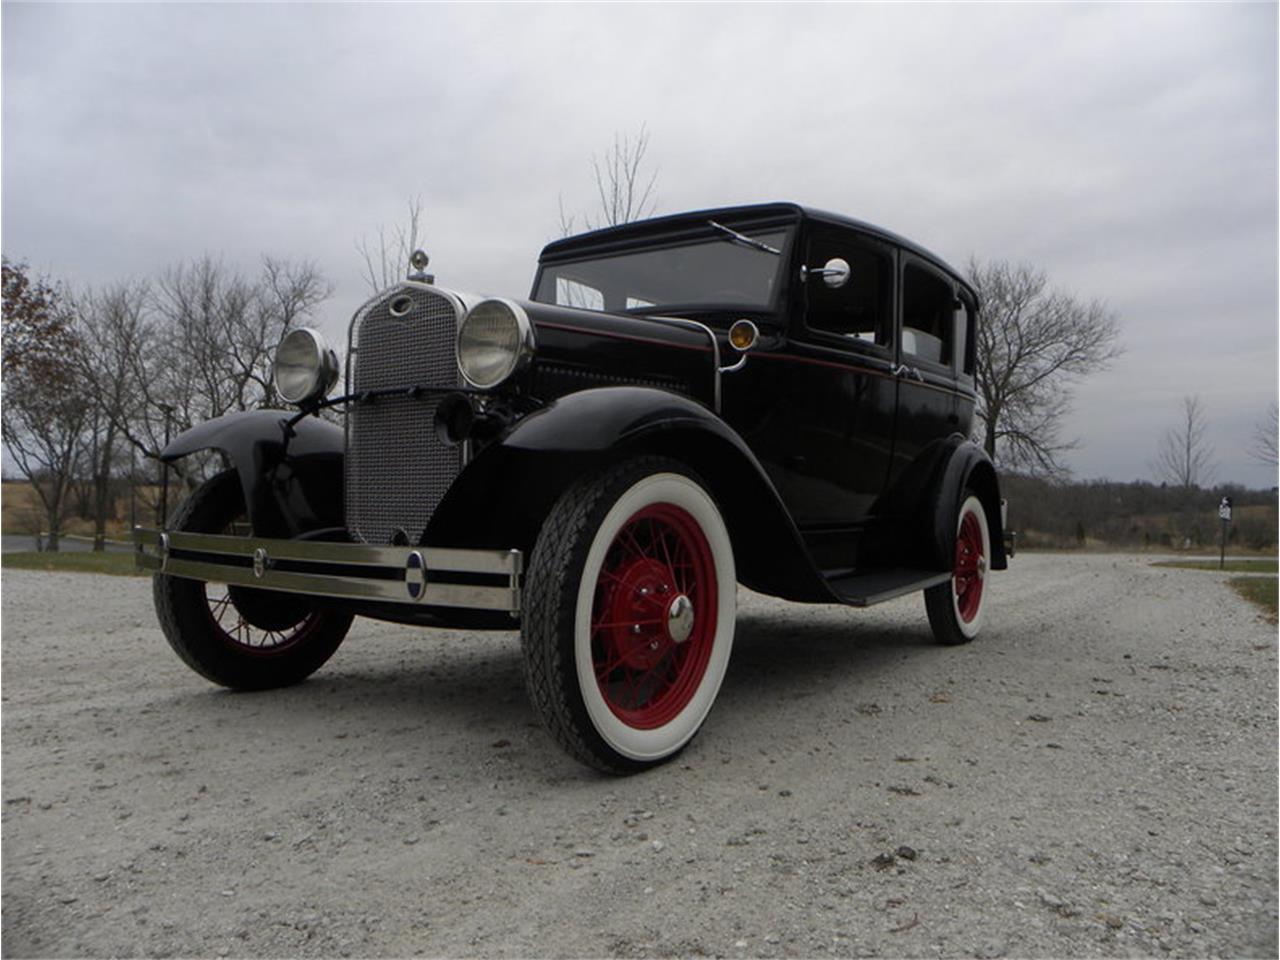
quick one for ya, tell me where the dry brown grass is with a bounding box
[2,481,165,537]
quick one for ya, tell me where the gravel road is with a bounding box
[2,554,1276,958]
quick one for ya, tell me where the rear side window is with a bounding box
[902,264,953,366]
[956,293,976,376]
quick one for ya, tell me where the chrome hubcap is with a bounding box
[666,594,694,644]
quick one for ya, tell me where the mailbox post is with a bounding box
[1218,496,1233,570]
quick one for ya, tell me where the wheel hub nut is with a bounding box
[666,594,694,644]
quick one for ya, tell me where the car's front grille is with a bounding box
[345,284,461,545]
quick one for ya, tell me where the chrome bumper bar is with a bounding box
[133,527,523,614]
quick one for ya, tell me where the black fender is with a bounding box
[873,434,1006,572]
[160,410,344,538]
[932,440,1007,571]
[426,387,834,602]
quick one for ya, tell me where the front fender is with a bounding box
[161,410,344,537]
[427,388,834,602]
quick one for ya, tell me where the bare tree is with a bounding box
[1248,401,1278,467]
[357,196,425,295]
[254,257,333,406]
[72,279,153,547]
[966,258,1122,477]
[1,258,90,550]
[115,256,330,493]
[559,125,659,237]
[1154,395,1216,489]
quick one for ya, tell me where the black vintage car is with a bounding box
[137,202,1007,773]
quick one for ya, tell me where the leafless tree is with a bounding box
[152,256,329,422]
[559,125,659,237]
[357,196,425,295]
[256,257,333,404]
[115,256,330,492]
[1247,401,1278,467]
[1,258,90,549]
[1154,395,1216,489]
[966,257,1122,477]
[71,280,154,547]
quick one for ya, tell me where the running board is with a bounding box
[826,568,951,607]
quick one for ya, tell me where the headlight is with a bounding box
[273,327,339,405]
[456,298,536,389]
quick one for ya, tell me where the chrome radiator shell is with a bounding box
[344,283,464,545]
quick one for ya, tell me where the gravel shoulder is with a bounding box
[2,554,1276,958]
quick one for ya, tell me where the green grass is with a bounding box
[1151,559,1279,573]
[1229,576,1279,623]
[1,550,145,577]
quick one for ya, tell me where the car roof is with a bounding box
[539,201,975,297]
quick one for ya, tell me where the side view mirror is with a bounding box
[802,257,851,289]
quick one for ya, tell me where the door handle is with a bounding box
[892,364,924,382]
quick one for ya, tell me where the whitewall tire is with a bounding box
[925,493,990,645]
[521,458,736,773]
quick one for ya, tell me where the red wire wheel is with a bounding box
[153,470,352,690]
[198,517,324,657]
[925,492,990,645]
[589,502,718,729]
[953,508,986,624]
[201,584,322,657]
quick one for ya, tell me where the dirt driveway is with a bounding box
[2,554,1276,958]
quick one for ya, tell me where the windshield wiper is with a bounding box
[707,220,781,256]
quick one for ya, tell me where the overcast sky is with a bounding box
[4,2,1276,487]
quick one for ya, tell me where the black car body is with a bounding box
[138,202,1007,772]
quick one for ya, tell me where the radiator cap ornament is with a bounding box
[408,249,434,285]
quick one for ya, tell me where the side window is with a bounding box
[956,293,976,376]
[805,237,893,348]
[901,263,953,366]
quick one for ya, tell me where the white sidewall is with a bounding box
[953,495,990,639]
[574,472,736,762]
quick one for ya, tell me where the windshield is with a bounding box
[533,226,792,314]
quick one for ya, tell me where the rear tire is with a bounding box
[925,492,990,645]
[521,457,736,773]
[153,470,353,690]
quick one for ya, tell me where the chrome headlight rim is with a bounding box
[456,297,537,390]
[273,326,340,406]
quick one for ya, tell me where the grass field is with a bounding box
[1151,559,1279,573]
[1229,576,1279,623]
[1,551,145,577]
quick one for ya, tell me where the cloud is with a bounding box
[3,2,1276,486]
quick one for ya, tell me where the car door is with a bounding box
[889,254,964,484]
[766,227,899,528]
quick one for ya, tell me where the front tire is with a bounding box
[153,470,353,690]
[521,458,736,773]
[924,492,990,645]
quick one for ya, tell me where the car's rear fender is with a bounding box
[918,438,1007,572]
[159,410,344,538]
[867,435,1007,572]
[426,387,835,602]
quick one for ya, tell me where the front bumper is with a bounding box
[134,527,523,615]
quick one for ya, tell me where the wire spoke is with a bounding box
[592,618,665,630]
